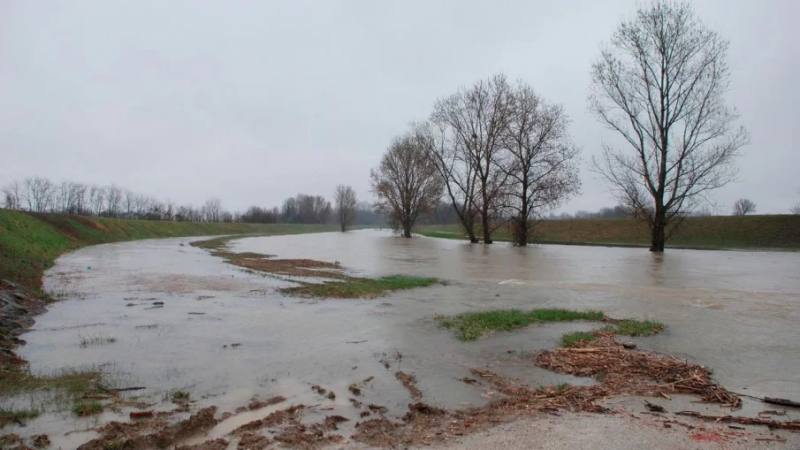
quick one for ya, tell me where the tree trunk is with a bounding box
[466,221,479,243]
[482,214,493,244]
[650,207,666,252]
[340,223,346,232]
[517,219,528,247]
[402,217,412,238]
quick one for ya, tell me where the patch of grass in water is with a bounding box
[0,367,101,396]
[608,319,665,336]
[71,400,103,416]
[171,389,190,401]
[559,331,598,348]
[79,334,118,347]
[280,275,439,299]
[438,308,605,341]
[0,408,40,427]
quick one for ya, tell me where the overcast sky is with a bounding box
[2,0,798,215]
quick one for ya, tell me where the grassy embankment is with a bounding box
[418,215,800,250]
[192,235,439,298]
[438,308,664,344]
[0,209,335,295]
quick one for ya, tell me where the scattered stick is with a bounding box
[763,397,800,409]
[644,400,666,413]
[756,437,787,442]
[347,340,367,344]
[675,411,800,430]
[106,386,146,392]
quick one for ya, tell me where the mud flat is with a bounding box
[2,230,799,448]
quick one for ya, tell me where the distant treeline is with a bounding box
[0,176,459,226]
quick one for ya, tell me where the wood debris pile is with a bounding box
[535,333,741,408]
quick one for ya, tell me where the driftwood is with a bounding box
[675,411,800,430]
[763,397,800,409]
[107,386,147,392]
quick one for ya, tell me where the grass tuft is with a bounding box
[0,367,101,396]
[559,331,597,348]
[79,334,118,347]
[72,401,103,416]
[609,319,665,336]
[171,389,190,401]
[439,308,605,341]
[0,408,40,427]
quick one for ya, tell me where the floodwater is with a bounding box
[4,230,800,447]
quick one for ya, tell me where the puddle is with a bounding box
[4,231,800,447]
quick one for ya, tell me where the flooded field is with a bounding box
[4,230,800,448]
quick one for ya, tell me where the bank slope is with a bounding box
[0,209,334,293]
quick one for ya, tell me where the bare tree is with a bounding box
[732,198,756,216]
[334,185,358,232]
[791,204,800,215]
[371,132,443,238]
[202,198,223,222]
[502,84,581,246]
[23,177,55,213]
[1,180,22,209]
[418,121,480,242]
[430,74,513,244]
[589,2,749,252]
[106,185,123,217]
[88,185,106,216]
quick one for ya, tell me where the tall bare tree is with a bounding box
[431,74,513,244]
[371,132,443,238]
[502,84,581,246]
[589,2,749,252]
[417,121,480,242]
[1,180,22,209]
[23,177,55,213]
[202,198,223,222]
[106,185,123,217]
[88,185,106,216]
[732,198,756,216]
[334,185,358,232]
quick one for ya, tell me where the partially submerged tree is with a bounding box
[502,83,581,246]
[732,198,756,216]
[430,75,513,244]
[589,1,749,252]
[371,133,443,238]
[334,185,358,231]
[417,121,480,242]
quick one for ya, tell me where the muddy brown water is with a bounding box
[4,230,799,447]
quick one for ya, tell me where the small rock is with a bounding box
[152,301,165,306]
[622,342,637,350]
[126,303,136,307]
[13,292,25,300]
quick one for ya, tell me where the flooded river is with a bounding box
[5,230,800,447]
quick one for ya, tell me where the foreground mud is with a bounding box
[4,334,788,450]
[0,279,46,367]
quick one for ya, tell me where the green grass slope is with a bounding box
[418,215,800,250]
[0,209,334,294]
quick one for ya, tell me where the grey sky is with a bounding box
[2,0,798,214]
